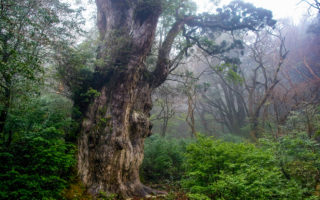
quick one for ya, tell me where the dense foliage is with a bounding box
[261,133,320,197]
[182,135,318,200]
[0,0,81,198]
[141,135,188,182]
[0,95,75,200]
[0,0,83,145]
[0,130,75,200]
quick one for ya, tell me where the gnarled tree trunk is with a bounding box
[78,82,154,197]
[77,0,161,198]
[77,0,177,198]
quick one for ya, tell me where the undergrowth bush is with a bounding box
[140,134,188,183]
[260,133,320,197]
[0,95,76,200]
[0,129,75,200]
[182,135,307,200]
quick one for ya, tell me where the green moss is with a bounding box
[103,29,134,68]
[94,115,113,134]
[98,191,117,200]
[98,106,108,116]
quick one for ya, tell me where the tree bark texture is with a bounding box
[77,0,177,198]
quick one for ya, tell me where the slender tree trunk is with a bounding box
[160,96,171,137]
[186,94,196,137]
[198,109,210,134]
[161,116,169,137]
[0,88,10,143]
[305,107,314,138]
[276,125,282,138]
[0,104,8,134]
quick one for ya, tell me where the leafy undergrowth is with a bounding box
[63,133,320,200]
[140,135,189,183]
[141,134,320,200]
[0,129,76,200]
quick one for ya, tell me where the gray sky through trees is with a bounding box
[197,0,313,23]
[67,0,316,32]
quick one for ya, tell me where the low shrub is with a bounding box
[0,95,76,200]
[0,128,75,200]
[182,135,305,200]
[261,133,320,197]
[140,134,188,183]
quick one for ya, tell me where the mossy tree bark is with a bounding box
[77,0,182,198]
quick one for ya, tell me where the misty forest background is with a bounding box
[1,0,320,199]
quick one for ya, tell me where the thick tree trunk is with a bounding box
[76,0,199,197]
[78,79,155,198]
[77,0,163,198]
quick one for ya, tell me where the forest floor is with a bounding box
[129,183,188,200]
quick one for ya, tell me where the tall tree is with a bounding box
[199,59,248,136]
[152,84,176,137]
[0,0,82,145]
[242,30,288,141]
[65,0,276,198]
